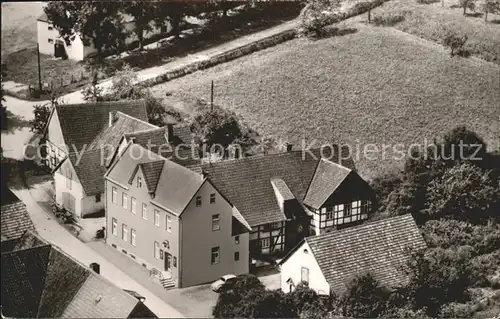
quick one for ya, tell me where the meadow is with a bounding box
[151,20,500,179]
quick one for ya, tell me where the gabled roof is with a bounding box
[51,100,148,151]
[1,241,157,318]
[303,159,352,209]
[198,146,354,227]
[1,189,36,243]
[67,149,109,196]
[88,111,157,153]
[106,143,204,215]
[285,214,427,294]
[138,160,164,194]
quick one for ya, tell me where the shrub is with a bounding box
[372,11,409,26]
[299,0,342,38]
[29,103,51,134]
[438,302,473,318]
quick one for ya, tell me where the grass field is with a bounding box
[365,0,500,64]
[1,2,43,56]
[151,21,500,180]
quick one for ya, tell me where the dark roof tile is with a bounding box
[68,149,108,195]
[306,214,427,294]
[199,147,354,227]
[1,193,36,242]
[54,100,148,151]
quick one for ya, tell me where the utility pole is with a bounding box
[210,80,214,111]
[37,43,42,92]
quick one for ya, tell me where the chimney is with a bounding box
[108,112,117,127]
[166,123,174,142]
[90,262,100,274]
[286,143,293,152]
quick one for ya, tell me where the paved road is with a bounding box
[10,188,185,318]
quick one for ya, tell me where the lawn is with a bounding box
[3,47,89,90]
[151,21,500,180]
[363,0,500,64]
[1,2,43,56]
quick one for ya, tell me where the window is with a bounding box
[166,215,172,232]
[122,224,128,241]
[154,241,160,259]
[173,256,177,267]
[211,247,220,265]
[210,193,216,204]
[48,38,53,44]
[137,176,142,188]
[48,25,54,31]
[260,238,270,248]
[131,197,136,214]
[161,25,168,33]
[122,193,128,209]
[142,203,147,220]
[212,214,220,231]
[66,170,72,190]
[196,196,202,207]
[235,235,239,245]
[325,207,334,220]
[345,203,352,217]
[112,187,117,204]
[234,252,240,261]
[112,218,117,236]
[131,229,136,246]
[154,210,160,227]
[362,200,372,214]
[301,267,310,283]
[352,200,361,215]
[95,193,101,203]
[271,222,282,230]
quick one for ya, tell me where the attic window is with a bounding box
[48,25,54,30]
[303,249,309,254]
[137,176,142,188]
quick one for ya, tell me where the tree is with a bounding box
[442,29,468,56]
[426,162,500,223]
[299,0,342,38]
[458,0,477,15]
[190,107,255,155]
[124,1,156,50]
[29,104,52,134]
[401,247,475,317]
[1,65,7,131]
[339,273,390,318]
[154,3,189,39]
[44,1,128,62]
[82,73,104,103]
[482,0,500,21]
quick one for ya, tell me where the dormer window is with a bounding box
[137,176,142,188]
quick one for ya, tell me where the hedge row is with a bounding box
[140,29,297,88]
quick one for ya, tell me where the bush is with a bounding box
[372,11,409,26]
[299,0,342,38]
[442,30,469,57]
[438,302,473,318]
[29,103,51,134]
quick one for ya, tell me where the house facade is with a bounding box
[199,146,375,260]
[45,100,153,217]
[279,214,427,296]
[37,11,171,61]
[104,143,250,288]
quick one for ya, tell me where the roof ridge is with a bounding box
[306,214,416,243]
[124,126,166,137]
[114,111,158,129]
[56,99,146,109]
[320,157,352,172]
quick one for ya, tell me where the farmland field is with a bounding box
[151,21,500,180]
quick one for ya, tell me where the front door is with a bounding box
[164,253,172,276]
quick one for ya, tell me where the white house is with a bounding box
[37,11,171,61]
[279,214,427,296]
